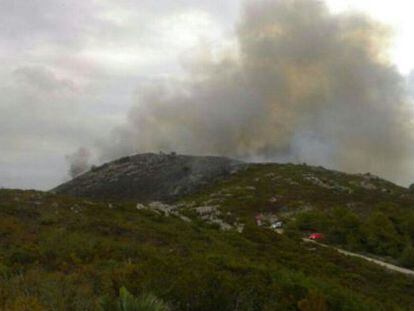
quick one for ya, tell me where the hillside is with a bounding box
[3,157,414,309]
[55,155,414,267]
[53,153,243,202]
[176,163,414,267]
[1,189,414,310]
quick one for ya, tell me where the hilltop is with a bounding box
[53,153,243,202]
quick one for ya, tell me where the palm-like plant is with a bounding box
[117,287,170,311]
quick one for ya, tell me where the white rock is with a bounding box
[136,203,146,210]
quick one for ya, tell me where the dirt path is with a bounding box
[303,238,414,277]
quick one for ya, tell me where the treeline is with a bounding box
[287,204,414,268]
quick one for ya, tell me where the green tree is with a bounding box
[292,211,331,232]
[328,207,361,246]
[362,212,402,257]
[400,244,414,269]
[401,214,414,242]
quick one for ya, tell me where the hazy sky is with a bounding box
[1,0,413,190]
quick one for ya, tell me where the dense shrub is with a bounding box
[400,244,414,268]
[362,212,402,257]
[289,207,410,261]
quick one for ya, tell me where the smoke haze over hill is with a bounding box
[66,147,91,178]
[98,0,414,185]
[1,0,414,189]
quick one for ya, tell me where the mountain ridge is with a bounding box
[53,152,411,203]
[53,153,244,202]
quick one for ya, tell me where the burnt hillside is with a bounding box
[53,153,243,202]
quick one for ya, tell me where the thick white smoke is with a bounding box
[98,0,414,185]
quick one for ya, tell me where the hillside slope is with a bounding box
[54,154,414,268]
[1,189,414,310]
[53,153,243,202]
[175,162,414,268]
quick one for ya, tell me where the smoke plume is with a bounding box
[66,147,91,178]
[99,0,414,185]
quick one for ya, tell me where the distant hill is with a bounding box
[52,153,243,202]
[53,153,414,268]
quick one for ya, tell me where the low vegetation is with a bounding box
[183,163,414,268]
[2,162,414,309]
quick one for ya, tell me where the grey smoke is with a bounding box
[99,0,414,185]
[66,147,91,178]
[408,71,414,98]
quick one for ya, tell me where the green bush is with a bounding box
[327,207,361,246]
[362,212,402,257]
[399,244,414,268]
[290,211,331,232]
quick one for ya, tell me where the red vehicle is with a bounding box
[308,233,324,241]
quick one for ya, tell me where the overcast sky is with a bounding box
[1,0,414,190]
